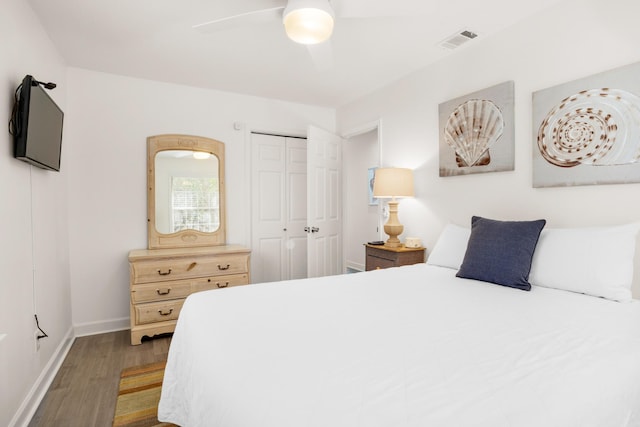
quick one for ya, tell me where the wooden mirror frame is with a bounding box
[147,134,226,249]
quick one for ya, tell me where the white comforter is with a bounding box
[158,264,640,427]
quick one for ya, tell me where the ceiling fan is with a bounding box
[193,0,337,69]
[194,0,338,43]
[192,0,423,69]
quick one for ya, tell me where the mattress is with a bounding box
[158,263,640,427]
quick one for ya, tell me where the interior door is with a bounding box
[285,138,308,280]
[251,133,307,283]
[307,125,342,278]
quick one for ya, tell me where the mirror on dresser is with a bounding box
[147,134,226,249]
[128,134,251,345]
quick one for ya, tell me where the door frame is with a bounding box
[341,119,383,273]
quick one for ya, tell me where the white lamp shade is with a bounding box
[373,168,415,198]
[283,0,334,45]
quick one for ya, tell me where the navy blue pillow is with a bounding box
[456,216,546,291]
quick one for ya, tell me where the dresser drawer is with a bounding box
[365,244,425,271]
[131,253,249,284]
[131,279,192,304]
[366,246,397,261]
[131,274,250,304]
[135,300,184,325]
[366,255,396,270]
[193,273,250,292]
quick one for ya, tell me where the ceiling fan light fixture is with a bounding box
[283,0,334,45]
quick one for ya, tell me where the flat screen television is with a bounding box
[10,75,64,171]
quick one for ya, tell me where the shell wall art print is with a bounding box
[533,61,640,187]
[438,81,515,177]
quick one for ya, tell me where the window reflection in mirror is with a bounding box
[154,150,220,234]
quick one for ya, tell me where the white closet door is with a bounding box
[251,133,307,283]
[307,125,342,278]
[285,138,308,280]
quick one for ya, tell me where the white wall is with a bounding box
[1,1,72,426]
[337,0,640,256]
[65,69,335,334]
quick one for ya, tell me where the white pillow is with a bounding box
[426,223,471,270]
[529,223,640,302]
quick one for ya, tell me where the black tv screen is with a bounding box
[12,75,64,171]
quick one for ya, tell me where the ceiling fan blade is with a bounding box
[306,41,334,71]
[193,6,285,34]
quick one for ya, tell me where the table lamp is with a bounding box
[372,167,414,248]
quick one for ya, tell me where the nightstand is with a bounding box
[365,244,425,271]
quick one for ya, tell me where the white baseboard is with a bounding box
[73,317,129,337]
[10,327,75,427]
[345,260,365,273]
[10,318,130,427]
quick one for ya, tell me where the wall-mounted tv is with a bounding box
[10,75,64,171]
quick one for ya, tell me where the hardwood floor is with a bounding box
[28,330,171,427]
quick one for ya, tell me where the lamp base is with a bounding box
[383,224,403,248]
[383,200,403,248]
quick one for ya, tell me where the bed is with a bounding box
[158,218,640,427]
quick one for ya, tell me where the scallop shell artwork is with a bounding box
[444,99,505,167]
[537,88,640,168]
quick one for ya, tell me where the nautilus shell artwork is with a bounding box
[444,99,505,167]
[537,88,640,168]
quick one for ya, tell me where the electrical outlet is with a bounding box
[34,329,40,352]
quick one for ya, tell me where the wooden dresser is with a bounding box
[128,244,250,345]
[365,244,425,271]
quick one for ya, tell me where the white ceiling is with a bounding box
[28,0,565,107]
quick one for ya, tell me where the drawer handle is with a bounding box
[158,308,173,316]
[216,281,229,288]
[157,268,172,276]
[156,288,171,295]
[217,264,230,271]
